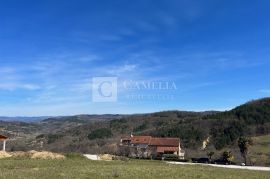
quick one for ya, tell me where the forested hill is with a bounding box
[153,98,270,149]
[208,97,270,124]
[2,98,270,156]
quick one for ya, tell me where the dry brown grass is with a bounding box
[99,154,114,160]
[3,150,65,159]
[0,151,12,159]
[31,151,65,159]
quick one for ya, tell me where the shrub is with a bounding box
[222,150,234,164]
[162,154,179,160]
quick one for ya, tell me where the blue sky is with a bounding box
[0,0,270,116]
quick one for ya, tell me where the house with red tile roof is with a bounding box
[120,135,185,159]
[0,135,8,151]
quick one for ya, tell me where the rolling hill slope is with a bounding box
[1,97,270,165]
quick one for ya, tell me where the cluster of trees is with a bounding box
[210,119,247,149]
[87,128,113,140]
[206,136,253,165]
[152,124,208,148]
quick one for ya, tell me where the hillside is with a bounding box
[1,97,270,165]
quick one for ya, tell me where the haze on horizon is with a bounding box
[0,0,270,116]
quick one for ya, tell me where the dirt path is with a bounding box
[166,161,270,171]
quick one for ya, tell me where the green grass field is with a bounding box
[250,134,270,166]
[251,134,270,154]
[0,158,269,179]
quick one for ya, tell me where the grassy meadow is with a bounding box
[0,158,269,179]
[250,134,270,166]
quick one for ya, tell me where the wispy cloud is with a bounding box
[0,83,41,91]
[106,64,137,75]
[173,51,269,72]
[0,66,41,91]
[259,89,270,93]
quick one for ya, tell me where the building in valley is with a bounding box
[120,135,185,159]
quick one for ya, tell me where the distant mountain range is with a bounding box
[0,116,52,122]
[0,114,131,122]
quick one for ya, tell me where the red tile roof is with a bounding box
[131,136,152,144]
[157,146,179,153]
[150,137,179,147]
[0,135,7,140]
